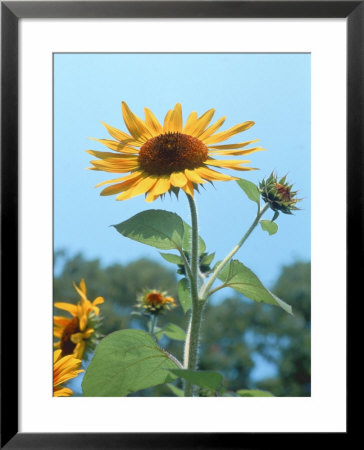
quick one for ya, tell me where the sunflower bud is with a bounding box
[259,172,301,215]
[136,289,176,315]
[177,251,214,276]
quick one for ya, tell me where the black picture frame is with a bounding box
[1,1,359,448]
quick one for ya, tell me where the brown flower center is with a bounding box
[138,132,208,175]
[145,292,165,306]
[60,317,80,356]
[276,183,292,202]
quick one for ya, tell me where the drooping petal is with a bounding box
[95,171,144,188]
[181,179,194,196]
[116,176,157,201]
[101,122,142,146]
[88,138,140,153]
[54,302,78,316]
[196,166,239,181]
[100,173,144,196]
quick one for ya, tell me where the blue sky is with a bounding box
[54,53,310,289]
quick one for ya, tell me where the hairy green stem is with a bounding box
[200,203,270,300]
[183,194,204,397]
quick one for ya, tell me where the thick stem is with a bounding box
[183,194,204,396]
[200,203,270,300]
[183,301,204,396]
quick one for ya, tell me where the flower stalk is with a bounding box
[200,203,270,301]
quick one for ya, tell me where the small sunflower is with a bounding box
[87,102,264,202]
[136,289,176,314]
[53,349,84,397]
[54,279,104,360]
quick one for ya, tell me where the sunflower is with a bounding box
[53,349,84,397]
[136,289,176,314]
[87,102,264,202]
[54,279,104,360]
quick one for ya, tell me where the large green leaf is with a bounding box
[156,323,186,342]
[218,259,293,315]
[236,178,260,206]
[114,210,184,250]
[236,389,274,397]
[260,220,278,235]
[169,369,223,391]
[178,278,192,313]
[82,330,179,396]
[182,221,206,255]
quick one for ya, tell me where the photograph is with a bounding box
[53,52,311,398]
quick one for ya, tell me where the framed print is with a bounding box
[1,1,360,448]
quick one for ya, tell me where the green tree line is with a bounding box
[54,250,310,396]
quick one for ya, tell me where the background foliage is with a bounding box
[54,250,310,396]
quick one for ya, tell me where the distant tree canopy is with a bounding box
[54,250,310,396]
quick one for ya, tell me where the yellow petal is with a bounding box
[184,169,205,184]
[54,302,77,316]
[163,109,174,133]
[183,111,198,134]
[79,279,87,295]
[181,180,194,197]
[70,332,84,344]
[88,138,140,153]
[198,116,226,141]
[53,316,71,327]
[121,102,153,141]
[144,108,163,135]
[208,147,265,156]
[206,159,255,171]
[207,139,259,150]
[86,150,139,160]
[170,172,188,187]
[203,121,255,145]
[54,387,74,397]
[101,122,142,146]
[147,177,171,196]
[95,171,143,188]
[188,109,215,137]
[171,103,183,132]
[196,166,238,181]
[83,328,95,339]
[116,176,157,201]
[93,296,104,306]
[100,173,144,196]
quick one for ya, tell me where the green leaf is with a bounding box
[183,221,206,255]
[200,252,215,266]
[82,330,179,396]
[236,178,260,206]
[166,383,184,397]
[155,323,186,341]
[260,220,278,235]
[169,369,223,391]
[236,389,274,397]
[114,210,184,250]
[178,278,192,313]
[218,259,293,315]
[160,252,184,265]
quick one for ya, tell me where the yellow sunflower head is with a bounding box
[136,289,176,315]
[53,349,84,397]
[87,102,265,202]
[54,279,104,360]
